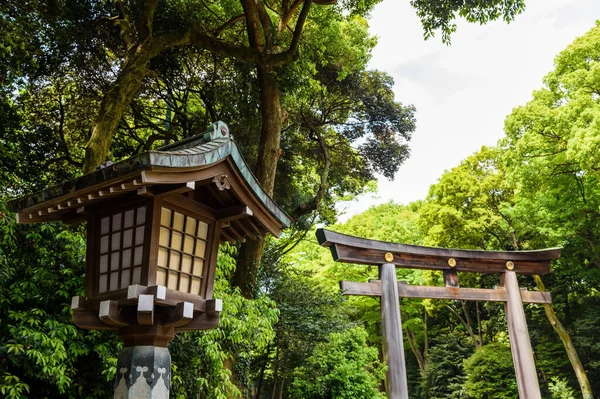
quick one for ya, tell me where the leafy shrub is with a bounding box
[289,327,386,399]
[463,343,518,399]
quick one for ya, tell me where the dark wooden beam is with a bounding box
[317,229,560,275]
[99,300,131,327]
[444,270,459,287]
[339,281,552,304]
[216,205,253,223]
[137,182,195,198]
[175,312,220,332]
[162,194,216,221]
[163,302,194,328]
[137,294,155,325]
[72,310,119,331]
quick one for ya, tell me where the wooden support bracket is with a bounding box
[72,310,118,331]
[216,205,253,223]
[127,285,148,300]
[163,302,194,328]
[206,298,223,313]
[137,294,155,325]
[175,312,220,332]
[146,285,167,301]
[99,300,130,327]
[71,296,87,311]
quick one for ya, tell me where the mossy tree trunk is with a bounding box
[533,275,593,399]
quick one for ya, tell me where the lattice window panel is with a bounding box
[157,208,208,294]
[98,206,147,293]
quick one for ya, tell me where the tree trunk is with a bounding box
[462,301,482,348]
[233,237,266,298]
[253,64,282,195]
[83,44,156,173]
[271,345,279,399]
[476,301,483,346]
[233,64,282,298]
[404,327,425,372]
[533,275,593,399]
[446,303,480,349]
[254,344,271,399]
[277,368,286,399]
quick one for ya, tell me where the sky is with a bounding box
[338,0,600,220]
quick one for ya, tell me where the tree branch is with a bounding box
[404,327,425,372]
[446,303,478,347]
[154,27,298,66]
[138,0,160,40]
[279,0,303,32]
[289,0,312,53]
[241,0,265,50]
[214,14,246,36]
[56,95,83,167]
[99,15,136,50]
[289,128,331,219]
[256,0,274,48]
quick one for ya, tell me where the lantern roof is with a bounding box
[8,122,291,238]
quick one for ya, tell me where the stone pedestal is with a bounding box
[114,346,171,399]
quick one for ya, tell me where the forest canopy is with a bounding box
[4,1,600,399]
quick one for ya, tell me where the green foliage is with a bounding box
[463,343,518,399]
[289,327,386,399]
[419,335,473,399]
[410,0,525,43]
[171,244,279,399]
[0,203,117,398]
[6,2,600,399]
[549,377,577,399]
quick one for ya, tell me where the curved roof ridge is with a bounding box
[8,130,291,228]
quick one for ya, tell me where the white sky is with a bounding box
[338,0,600,221]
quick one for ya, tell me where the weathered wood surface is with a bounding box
[163,301,194,328]
[137,294,155,325]
[379,263,409,399]
[444,270,459,287]
[317,228,560,275]
[99,300,130,327]
[503,271,542,399]
[340,280,552,304]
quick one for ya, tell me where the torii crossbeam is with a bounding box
[316,228,561,399]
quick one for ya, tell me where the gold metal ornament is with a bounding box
[448,258,456,267]
[506,261,515,270]
[384,252,394,262]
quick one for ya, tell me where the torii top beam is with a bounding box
[316,229,561,275]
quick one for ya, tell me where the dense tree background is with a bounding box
[5,1,600,399]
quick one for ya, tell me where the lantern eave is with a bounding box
[8,123,291,237]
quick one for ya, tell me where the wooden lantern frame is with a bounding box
[85,195,221,300]
[8,122,291,346]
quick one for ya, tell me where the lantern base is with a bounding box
[114,345,171,399]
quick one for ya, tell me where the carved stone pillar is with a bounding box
[114,346,171,399]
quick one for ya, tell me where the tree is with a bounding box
[256,249,352,399]
[418,334,473,399]
[0,204,117,398]
[501,21,600,398]
[3,0,535,299]
[463,343,518,399]
[419,146,594,398]
[289,327,386,399]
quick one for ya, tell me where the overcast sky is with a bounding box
[338,0,600,220]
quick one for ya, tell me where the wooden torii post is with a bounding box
[316,229,561,399]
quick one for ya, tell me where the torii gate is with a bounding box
[316,229,561,399]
